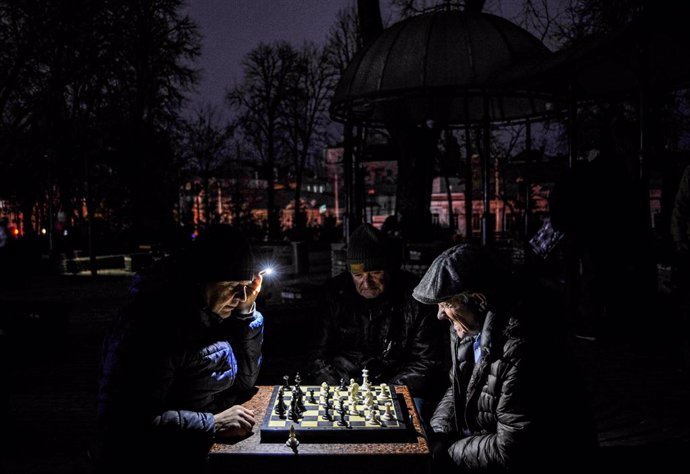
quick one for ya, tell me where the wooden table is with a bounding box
[210,385,431,474]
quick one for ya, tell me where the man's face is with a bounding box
[351,270,387,299]
[206,280,252,318]
[437,296,484,338]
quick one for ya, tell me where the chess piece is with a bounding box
[275,387,287,418]
[377,383,390,401]
[350,381,360,400]
[362,368,369,386]
[369,410,381,425]
[308,388,316,404]
[283,375,290,389]
[348,399,359,416]
[286,425,299,448]
[365,391,375,408]
[337,409,348,427]
[339,377,347,390]
[294,372,303,397]
[381,402,393,422]
[320,382,329,396]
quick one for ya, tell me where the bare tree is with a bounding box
[227,41,300,241]
[324,5,363,75]
[180,105,232,227]
[282,42,336,236]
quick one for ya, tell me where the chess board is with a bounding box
[260,384,410,443]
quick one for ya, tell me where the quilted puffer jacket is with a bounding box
[97,258,263,472]
[430,301,596,472]
[308,269,446,398]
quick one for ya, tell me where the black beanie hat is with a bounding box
[347,223,388,273]
[190,225,254,282]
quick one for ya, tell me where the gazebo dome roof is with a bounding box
[330,10,558,126]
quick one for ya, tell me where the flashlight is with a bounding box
[259,267,273,276]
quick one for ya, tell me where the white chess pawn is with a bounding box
[381,401,393,422]
[320,382,329,395]
[376,383,390,401]
[361,368,370,389]
[286,425,299,448]
[369,410,381,425]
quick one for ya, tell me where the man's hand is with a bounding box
[213,405,256,438]
[235,272,263,313]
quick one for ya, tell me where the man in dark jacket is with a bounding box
[413,244,596,473]
[97,225,264,473]
[308,224,446,414]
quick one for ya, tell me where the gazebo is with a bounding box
[329,7,562,244]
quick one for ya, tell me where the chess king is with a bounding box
[307,223,446,416]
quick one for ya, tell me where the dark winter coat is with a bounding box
[308,269,445,398]
[430,301,596,473]
[97,258,263,472]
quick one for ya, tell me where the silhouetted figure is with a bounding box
[97,225,264,473]
[413,244,596,473]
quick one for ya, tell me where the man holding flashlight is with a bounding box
[97,225,264,473]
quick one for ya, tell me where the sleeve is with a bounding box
[671,166,690,244]
[224,309,264,393]
[429,385,456,435]
[446,358,535,472]
[388,300,445,396]
[97,309,216,452]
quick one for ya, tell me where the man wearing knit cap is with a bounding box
[413,244,596,473]
[97,225,264,473]
[308,223,445,414]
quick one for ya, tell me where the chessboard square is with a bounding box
[268,420,286,427]
[303,409,319,416]
[349,416,365,422]
[301,421,318,427]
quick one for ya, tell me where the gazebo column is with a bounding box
[481,93,493,246]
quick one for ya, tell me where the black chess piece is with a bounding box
[337,409,348,427]
[296,390,306,412]
[275,388,287,418]
[283,375,290,389]
[308,388,316,404]
[339,377,346,390]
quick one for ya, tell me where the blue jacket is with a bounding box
[97,258,263,471]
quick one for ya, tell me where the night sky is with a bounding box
[183,0,394,115]
[182,0,525,117]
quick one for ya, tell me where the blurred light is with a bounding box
[63,229,69,236]
[41,228,47,235]
[12,228,19,237]
[261,267,273,276]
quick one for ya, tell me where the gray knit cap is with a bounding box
[347,223,388,273]
[412,244,492,304]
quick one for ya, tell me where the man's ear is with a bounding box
[466,292,488,314]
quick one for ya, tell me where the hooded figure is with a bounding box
[414,244,596,473]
